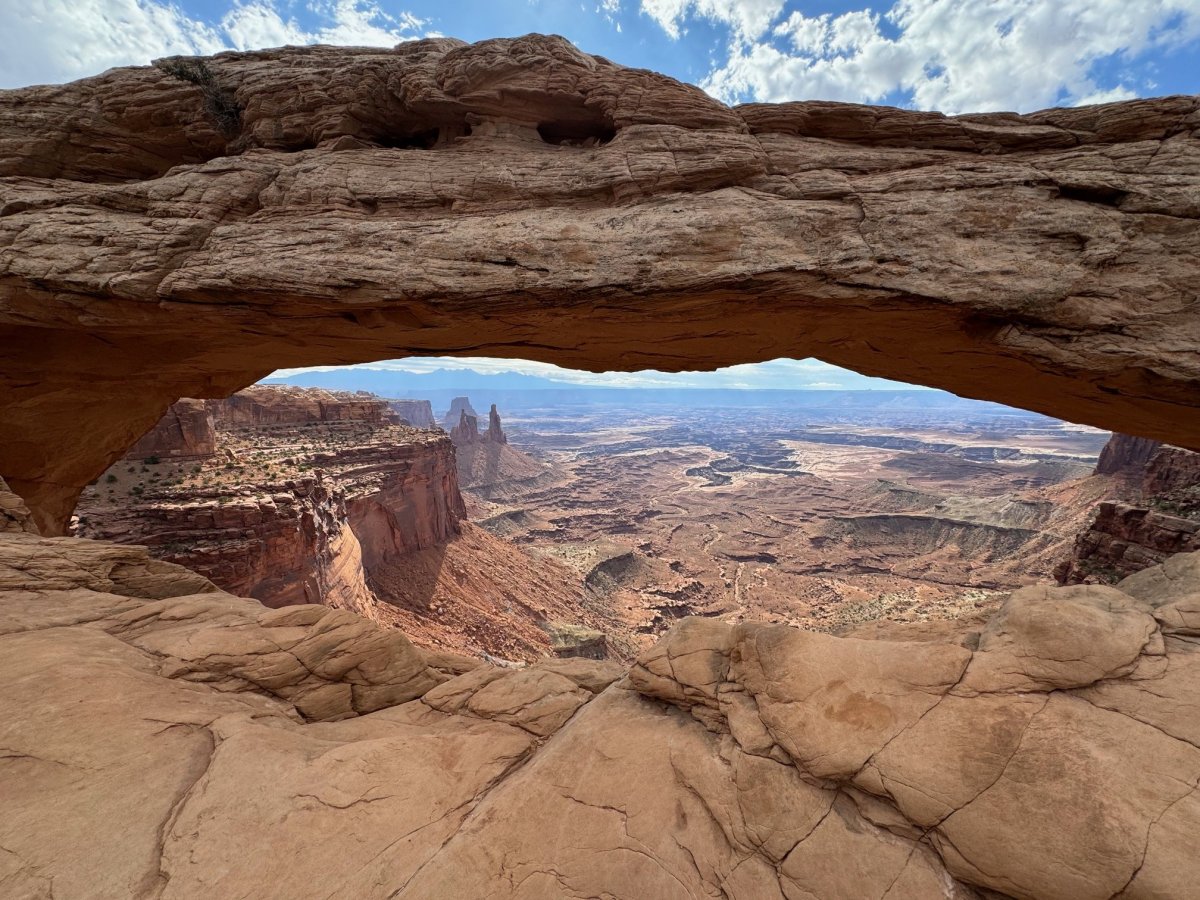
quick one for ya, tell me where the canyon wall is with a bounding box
[443,397,479,432]
[1094,432,1162,476]
[78,390,464,615]
[209,384,396,428]
[389,399,436,428]
[124,398,216,461]
[1058,435,1200,583]
[2,36,1199,532]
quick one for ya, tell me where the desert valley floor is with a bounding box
[75,386,1134,663]
[473,396,1112,651]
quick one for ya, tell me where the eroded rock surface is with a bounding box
[78,414,464,610]
[74,387,617,662]
[1059,436,1200,584]
[125,398,217,461]
[210,384,398,428]
[2,35,1199,532]
[4,530,1199,899]
[388,399,436,428]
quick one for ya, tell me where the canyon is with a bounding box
[1057,434,1200,584]
[76,386,614,662]
[469,394,1115,646]
[2,33,1200,900]
[82,383,1152,664]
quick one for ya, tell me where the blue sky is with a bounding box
[4,0,1198,388]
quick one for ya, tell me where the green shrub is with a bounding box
[154,57,242,136]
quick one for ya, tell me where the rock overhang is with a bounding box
[0,33,1198,534]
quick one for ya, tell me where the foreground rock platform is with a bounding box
[3,529,1199,898]
[2,35,1199,532]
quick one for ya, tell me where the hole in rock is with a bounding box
[375,128,442,150]
[537,118,617,146]
[1057,184,1129,207]
[73,355,1143,667]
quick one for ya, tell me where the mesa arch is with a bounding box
[1,35,1198,534]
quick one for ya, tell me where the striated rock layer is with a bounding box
[80,432,464,608]
[388,399,436,428]
[125,398,217,461]
[4,530,1200,899]
[210,384,397,428]
[74,387,612,661]
[1059,434,1200,583]
[2,35,1200,532]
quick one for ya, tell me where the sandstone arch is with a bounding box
[1,35,1198,534]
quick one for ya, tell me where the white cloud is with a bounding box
[642,0,784,40]
[0,0,426,89]
[644,0,1200,114]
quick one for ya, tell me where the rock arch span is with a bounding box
[1,35,1198,533]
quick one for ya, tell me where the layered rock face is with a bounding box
[124,398,216,461]
[80,435,463,610]
[4,530,1200,899]
[210,385,395,428]
[388,399,436,428]
[442,396,479,432]
[449,400,507,447]
[77,388,464,614]
[74,388,603,661]
[0,475,36,534]
[2,36,1199,532]
[1059,435,1200,583]
[1094,432,1162,476]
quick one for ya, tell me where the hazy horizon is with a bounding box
[267,357,933,392]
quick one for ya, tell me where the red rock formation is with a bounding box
[78,385,464,610]
[1094,432,1162,476]
[5,531,1200,899]
[1145,444,1200,505]
[449,400,508,448]
[443,397,479,432]
[73,386,603,660]
[1059,438,1200,583]
[123,398,216,461]
[486,404,507,445]
[449,409,481,446]
[79,433,464,610]
[2,36,1199,531]
[210,384,393,428]
[1056,501,1200,583]
[389,399,436,428]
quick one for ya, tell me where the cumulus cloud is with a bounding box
[641,0,784,40]
[0,0,425,89]
[642,0,1200,113]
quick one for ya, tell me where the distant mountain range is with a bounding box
[262,367,1049,418]
[265,367,573,394]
